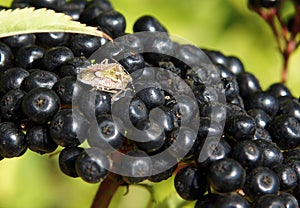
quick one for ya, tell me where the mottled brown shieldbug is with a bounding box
[77,59,132,95]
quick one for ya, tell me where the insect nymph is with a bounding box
[77,59,133,95]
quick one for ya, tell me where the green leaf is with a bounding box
[0,0,12,7]
[0,7,112,40]
[154,193,195,208]
[155,195,174,208]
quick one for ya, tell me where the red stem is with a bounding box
[292,4,300,37]
[254,5,300,84]
[255,8,284,52]
[281,3,300,83]
[91,174,120,208]
[282,51,289,83]
[275,6,289,42]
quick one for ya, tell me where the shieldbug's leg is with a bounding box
[111,89,134,103]
[111,90,126,103]
[111,91,122,103]
[95,85,116,93]
[101,58,109,66]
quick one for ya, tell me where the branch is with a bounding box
[91,174,120,208]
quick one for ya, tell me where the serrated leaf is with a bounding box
[0,7,112,40]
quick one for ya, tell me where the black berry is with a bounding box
[22,87,60,124]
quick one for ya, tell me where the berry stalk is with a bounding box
[251,0,300,83]
[91,174,120,208]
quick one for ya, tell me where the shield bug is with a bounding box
[77,59,133,97]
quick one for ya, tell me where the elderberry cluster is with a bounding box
[1,0,300,207]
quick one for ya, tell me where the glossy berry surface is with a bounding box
[0,67,30,92]
[79,90,111,120]
[254,139,283,167]
[214,194,250,208]
[232,140,262,169]
[278,98,300,122]
[247,108,271,129]
[0,43,13,73]
[245,91,279,117]
[119,53,145,74]
[143,35,175,63]
[42,46,74,71]
[52,76,76,105]
[217,64,235,79]
[285,159,300,182]
[278,192,299,208]
[165,126,197,160]
[26,124,58,154]
[236,72,261,98]
[0,122,27,158]
[0,89,26,121]
[174,166,207,200]
[268,115,300,150]
[208,158,246,193]
[253,194,285,208]
[59,146,83,177]
[21,87,60,124]
[21,69,59,92]
[95,10,126,38]
[134,122,165,153]
[252,127,272,141]
[88,114,125,151]
[59,3,82,21]
[49,109,88,147]
[59,56,91,77]
[225,113,256,140]
[148,152,178,182]
[272,164,297,190]
[166,94,198,125]
[29,0,65,9]
[149,106,175,132]
[36,32,69,48]
[205,50,228,66]
[121,150,152,184]
[244,166,280,200]
[93,0,113,11]
[69,34,102,57]
[196,118,223,141]
[2,34,36,51]
[194,194,217,208]
[15,45,45,69]
[128,97,148,126]
[136,87,165,109]
[267,83,292,98]
[226,56,245,75]
[79,3,106,25]
[75,147,110,183]
[222,77,240,102]
[194,138,231,168]
[133,15,168,33]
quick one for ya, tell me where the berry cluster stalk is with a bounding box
[251,1,300,83]
[92,174,120,208]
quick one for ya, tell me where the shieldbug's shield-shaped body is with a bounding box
[77,59,132,96]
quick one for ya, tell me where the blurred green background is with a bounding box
[0,0,299,208]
